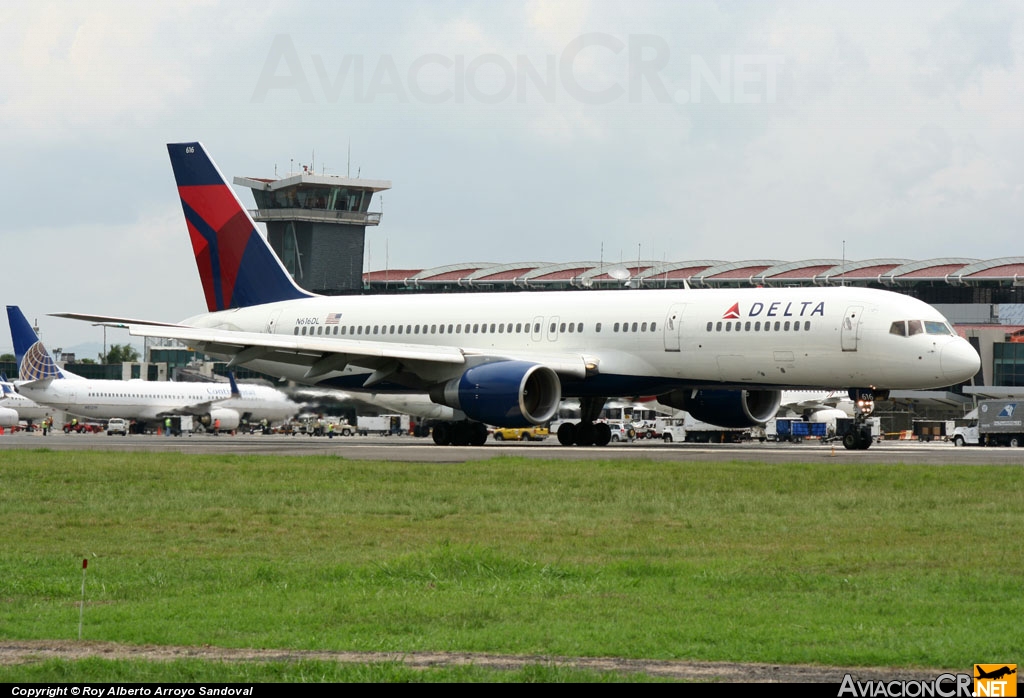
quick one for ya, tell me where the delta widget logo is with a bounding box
[722,303,741,319]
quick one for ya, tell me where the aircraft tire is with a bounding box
[432,422,451,446]
[575,422,596,446]
[593,422,612,446]
[557,422,576,446]
[842,432,858,450]
[471,422,489,446]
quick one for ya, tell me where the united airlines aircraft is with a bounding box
[55,142,980,448]
[7,305,299,432]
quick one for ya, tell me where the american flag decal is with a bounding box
[326,312,342,325]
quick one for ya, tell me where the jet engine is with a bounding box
[429,361,561,427]
[198,408,241,431]
[0,406,18,428]
[657,389,781,428]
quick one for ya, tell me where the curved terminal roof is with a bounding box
[362,257,1024,291]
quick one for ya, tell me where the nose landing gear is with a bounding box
[841,388,887,450]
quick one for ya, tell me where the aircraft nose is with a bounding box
[941,340,981,384]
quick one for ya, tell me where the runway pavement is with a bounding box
[3,430,1022,464]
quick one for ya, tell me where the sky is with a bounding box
[2,0,1022,355]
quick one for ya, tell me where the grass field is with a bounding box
[0,449,1021,681]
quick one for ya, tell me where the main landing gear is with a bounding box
[556,397,612,446]
[431,420,488,446]
[841,388,886,450]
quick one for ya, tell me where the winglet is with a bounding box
[167,142,313,312]
[6,306,64,381]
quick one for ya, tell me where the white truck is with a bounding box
[357,414,410,436]
[656,414,751,443]
[952,399,1024,447]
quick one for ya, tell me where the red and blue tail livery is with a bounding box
[167,142,311,312]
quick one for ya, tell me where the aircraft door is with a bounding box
[841,306,862,352]
[265,309,283,334]
[664,303,686,352]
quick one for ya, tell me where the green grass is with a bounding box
[1,450,1021,680]
[0,658,665,683]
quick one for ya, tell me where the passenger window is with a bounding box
[744,322,750,331]
[706,322,712,331]
[490,323,496,333]
[641,322,647,332]
[560,322,566,332]
[716,321,722,331]
[650,322,656,331]
[567,323,574,333]
[784,321,790,331]
[596,322,602,332]
[908,320,923,336]
[474,324,480,333]
[301,326,307,335]
[632,322,638,332]
[726,322,732,331]
[614,322,620,332]
[577,323,583,333]
[754,322,761,331]
[294,327,299,335]
[515,323,522,333]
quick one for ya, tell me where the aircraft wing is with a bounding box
[50,312,190,328]
[101,323,591,385]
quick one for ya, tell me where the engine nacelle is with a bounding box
[429,361,561,427]
[657,389,781,428]
[0,406,19,428]
[199,408,241,431]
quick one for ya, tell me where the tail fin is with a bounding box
[6,306,65,381]
[167,142,313,312]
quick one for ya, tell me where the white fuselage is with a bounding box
[1,383,49,421]
[15,379,299,424]
[181,286,980,394]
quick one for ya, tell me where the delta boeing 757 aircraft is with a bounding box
[55,142,980,448]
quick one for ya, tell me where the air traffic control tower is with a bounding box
[233,167,391,295]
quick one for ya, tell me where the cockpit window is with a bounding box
[892,319,955,338]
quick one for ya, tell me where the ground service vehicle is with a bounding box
[774,418,828,442]
[492,426,549,441]
[965,399,1024,447]
[106,418,129,436]
[357,414,410,436]
[658,415,750,443]
[950,423,979,446]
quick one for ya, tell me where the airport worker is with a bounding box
[164,417,172,436]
